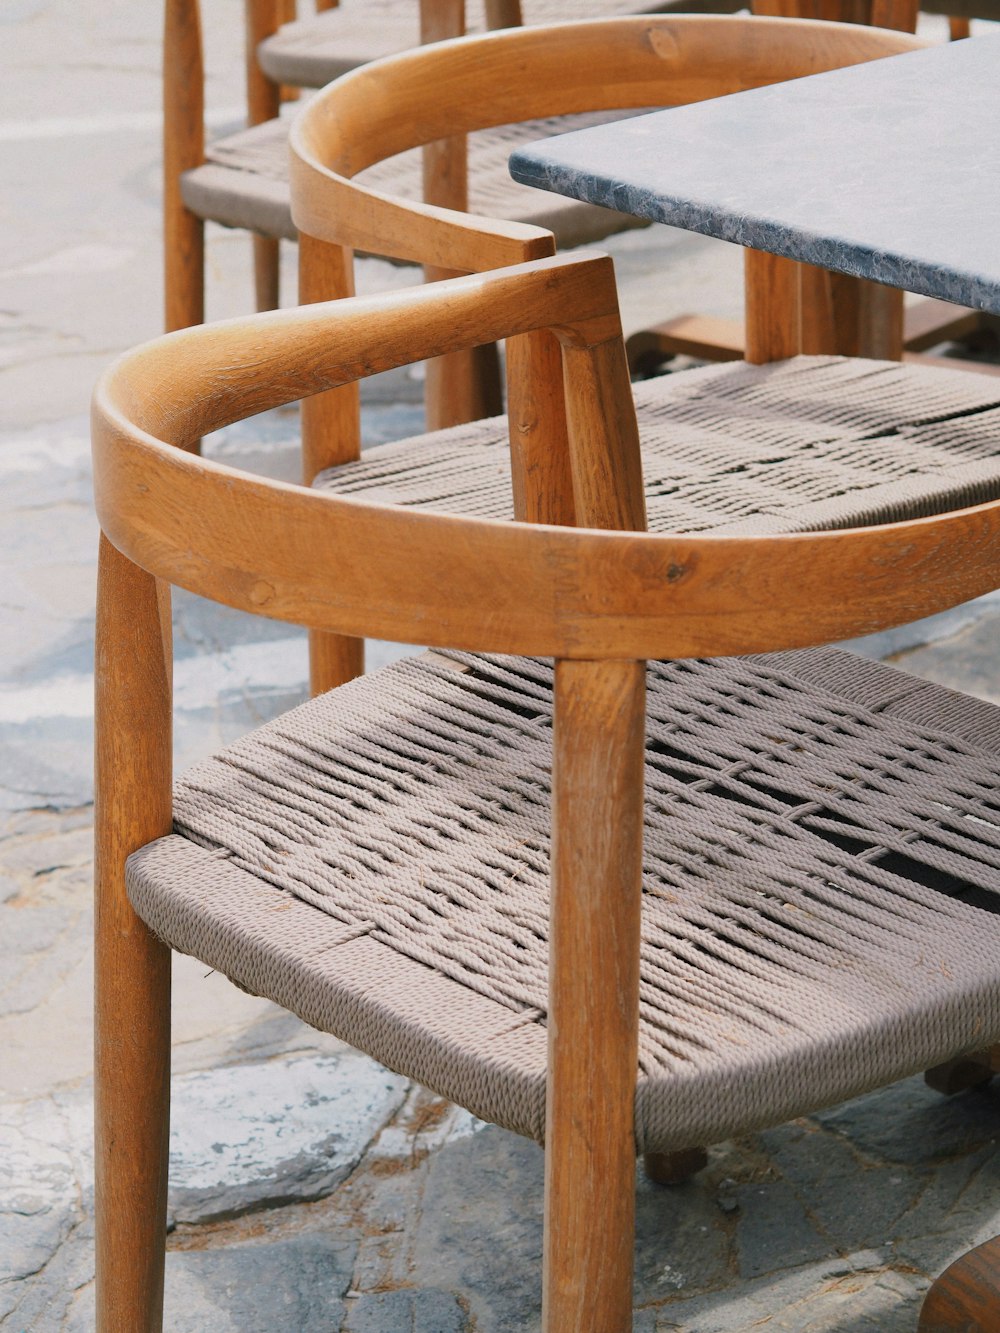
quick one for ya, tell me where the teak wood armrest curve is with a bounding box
[290,15,925,276]
[95,254,1000,664]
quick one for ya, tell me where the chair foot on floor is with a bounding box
[643,1147,708,1186]
[925,1048,998,1096]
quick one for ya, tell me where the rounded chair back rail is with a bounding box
[290,15,926,273]
[94,255,1000,661]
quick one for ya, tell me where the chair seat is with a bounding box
[257,0,702,90]
[180,110,643,245]
[128,646,1000,1153]
[315,356,1000,533]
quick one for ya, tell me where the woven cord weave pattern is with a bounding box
[316,356,1000,532]
[128,648,1000,1149]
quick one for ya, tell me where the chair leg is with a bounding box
[164,208,204,335]
[918,1236,1000,1331]
[544,659,645,1333]
[163,0,204,337]
[252,234,280,312]
[309,630,364,699]
[94,538,173,1332]
[925,1047,998,1096]
[643,1148,708,1186]
[949,16,971,39]
[421,247,503,430]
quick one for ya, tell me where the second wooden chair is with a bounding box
[289,15,1000,706]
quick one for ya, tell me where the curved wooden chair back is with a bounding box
[94,252,1000,1331]
[97,253,1000,666]
[289,17,924,458]
[288,16,924,690]
[292,16,923,274]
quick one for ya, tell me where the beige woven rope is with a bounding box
[316,356,1000,533]
[128,647,1000,1152]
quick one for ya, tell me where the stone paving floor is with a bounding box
[3,1,1000,1328]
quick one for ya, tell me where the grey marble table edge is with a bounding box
[509,36,1000,317]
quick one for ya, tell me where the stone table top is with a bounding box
[510,33,1000,314]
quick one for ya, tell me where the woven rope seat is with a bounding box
[313,355,1000,533]
[128,645,1000,1152]
[180,108,641,246]
[257,0,690,90]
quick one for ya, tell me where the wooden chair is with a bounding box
[290,16,1000,709]
[167,0,675,338]
[95,248,1000,1333]
[292,15,1000,1128]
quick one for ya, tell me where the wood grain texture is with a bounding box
[419,0,469,281]
[869,0,920,29]
[545,657,646,1333]
[919,1236,1000,1331]
[290,16,922,275]
[424,341,505,431]
[297,231,363,695]
[251,234,280,312]
[163,0,204,333]
[561,335,646,533]
[708,0,913,366]
[244,0,281,126]
[752,0,871,24]
[418,1,511,430]
[288,11,920,438]
[505,326,575,525]
[485,0,524,26]
[94,253,1000,663]
[799,266,904,359]
[626,315,744,371]
[744,249,802,363]
[94,536,173,1332]
[96,240,1000,1333]
[626,301,987,373]
[244,0,283,312]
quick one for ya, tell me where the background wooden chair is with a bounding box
[289,15,1000,722]
[240,0,743,313]
[252,0,740,95]
[166,0,679,342]
[95,249,1000,1333]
